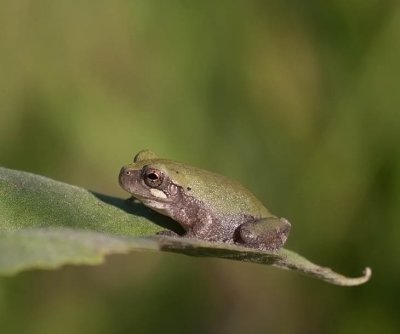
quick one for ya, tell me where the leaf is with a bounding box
[157,238,371,286]
[0,167,371,286]
[0,228,159,275]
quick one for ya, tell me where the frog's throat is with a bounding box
[141,198,170,214]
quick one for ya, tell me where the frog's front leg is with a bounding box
[156,229,180,237]
[236,217,291,251]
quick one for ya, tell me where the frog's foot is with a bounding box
[156,229,180,237]
[236,217,291,251]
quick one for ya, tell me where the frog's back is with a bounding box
[157,159,272,218]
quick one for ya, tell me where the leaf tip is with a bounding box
[362,266,372,282]
[335,266,372,287]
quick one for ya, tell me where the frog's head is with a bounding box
[119,150,181,209]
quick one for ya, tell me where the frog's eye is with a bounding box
[143,168,165,188]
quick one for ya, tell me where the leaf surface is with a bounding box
[0,167,371,286]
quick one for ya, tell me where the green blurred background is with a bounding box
[1,1,399,333]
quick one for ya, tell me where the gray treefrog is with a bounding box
[119,150,291,251]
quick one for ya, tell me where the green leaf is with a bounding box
[0,228,158,275]
[0,167,371,286]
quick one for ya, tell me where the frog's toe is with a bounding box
[156,229,180,237]
[236,217,291,251]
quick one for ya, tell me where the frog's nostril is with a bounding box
[120,167,133,177]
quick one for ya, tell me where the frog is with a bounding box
[119,150,291,251]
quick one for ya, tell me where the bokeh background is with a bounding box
[1,1,400,333]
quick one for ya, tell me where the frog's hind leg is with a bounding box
[236,217,291,251]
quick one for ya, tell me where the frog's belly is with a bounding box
[191,214,249,243]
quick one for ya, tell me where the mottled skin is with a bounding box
[119,150,291,251]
